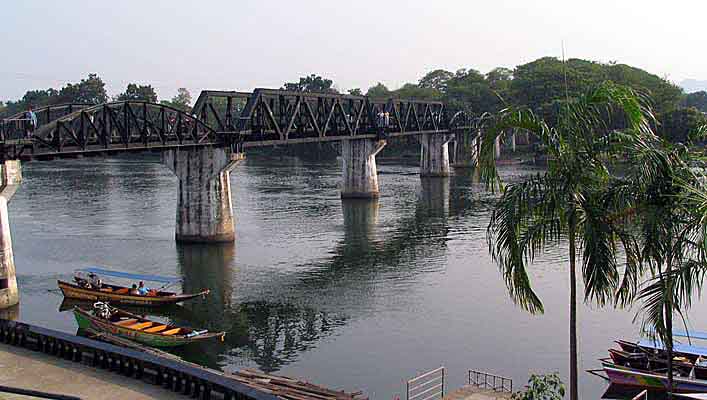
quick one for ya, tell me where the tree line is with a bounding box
[284,58,707,144]
[0,74,193,118]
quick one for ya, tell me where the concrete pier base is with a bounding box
[452,130,479,169]
[162,147,244,243]
[420,133,454,177]
[0,161,21,310]
[340,139,386,199]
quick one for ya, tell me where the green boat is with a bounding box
[73,303,224,348]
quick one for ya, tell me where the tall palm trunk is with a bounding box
[665,251,674,398]
[568,219,578,400]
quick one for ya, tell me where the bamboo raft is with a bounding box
[226,369,368,400]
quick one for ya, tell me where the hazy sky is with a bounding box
[2,0,705,102]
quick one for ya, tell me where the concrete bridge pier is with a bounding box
[420,132,455,177]
[452,130,479,169]
[0,161,21,310]
[162,147,244,243]
[340,138,387,199]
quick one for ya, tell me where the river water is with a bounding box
[7,154,706,399]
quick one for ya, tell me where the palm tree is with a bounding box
[616,135,707,397]
[477,82,655,400]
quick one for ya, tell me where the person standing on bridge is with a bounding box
[377,110,389,139]
[25,106,37,138]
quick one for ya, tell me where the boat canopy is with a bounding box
[674,330,707,341]
[76,267,180,284]
[639,339,707,357]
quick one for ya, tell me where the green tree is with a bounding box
[683,91,707,112]
[347,88,363,96]
[171,88,192,111]
[366,82,391,99]
[116,83,158,103]
[657,107,707,143]
[392,83,441,100]
[478,82,655,400]
[512,373,565,400]
[418,69,454,92]
[282,74,337,93]
[446,68,501,113]
[58,73,108,104]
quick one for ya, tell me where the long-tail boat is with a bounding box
[58,267,209,306]
[73,303,225,348]
[598,332,707,392]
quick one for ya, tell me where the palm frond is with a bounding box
[487,174,567,314]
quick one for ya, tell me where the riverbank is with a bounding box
[0,344,183,399]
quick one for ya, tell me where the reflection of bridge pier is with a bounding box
[178,242,235,318]
[0,161,21,309]
[341,199,379,248]
[162,147,244,243]
[420,178,450,215]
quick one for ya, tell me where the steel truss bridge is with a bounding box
[0,89,473,160]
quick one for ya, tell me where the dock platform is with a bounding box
[0,344,183,399]
[444,385,513,400]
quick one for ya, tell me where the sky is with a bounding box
[2,0,706,102]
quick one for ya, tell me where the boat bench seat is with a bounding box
[114,288,129,294]
[161,328,181,336]
[114,319,139,326]
[144,325,168,333]
[126,322,153,330]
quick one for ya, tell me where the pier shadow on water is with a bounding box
[171,243,347,373]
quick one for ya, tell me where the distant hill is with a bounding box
[680,79,707,93]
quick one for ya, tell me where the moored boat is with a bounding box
[73,303,224,348]
[58,267,208,306]
[603,361,707,393]
[600,333,707,393]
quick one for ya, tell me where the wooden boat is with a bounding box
[59,280,208,306]
[602,361,707,393]
[58,267,208,306]
[73,304,224,348]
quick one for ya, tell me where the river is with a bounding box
[7,154,707,399]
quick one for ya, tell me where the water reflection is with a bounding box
[175,243,346,372]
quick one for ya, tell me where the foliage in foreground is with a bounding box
[511,374,565,400]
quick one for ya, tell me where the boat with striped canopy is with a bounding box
[58,267,209,306]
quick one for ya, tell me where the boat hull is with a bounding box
[58,280,204,306]
[604,363,707,393]
[73,308,222,348]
